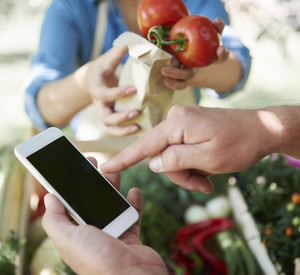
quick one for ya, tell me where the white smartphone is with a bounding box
[14,127,139,238]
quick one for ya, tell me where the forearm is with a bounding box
[189,51,242,93]
[258,105,300,159]
[37,63,92,126]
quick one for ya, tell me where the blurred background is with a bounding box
[0,0,300,148]
[0,0,49,148]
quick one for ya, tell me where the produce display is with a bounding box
[1,141,300,274]
[118,154,300,275]
[120,165,261,275]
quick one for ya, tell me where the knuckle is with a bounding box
[101,112,114,125]
[176,81,188,90]
[92,90,106,101]
[107,126,124,137]
[164,147,183,170]
[168,104,189,118]
[102,118,111,126]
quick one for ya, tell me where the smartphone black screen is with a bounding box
[27,136,130,229]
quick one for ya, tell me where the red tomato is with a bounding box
[137,0,189,38]
[169,15,220,68]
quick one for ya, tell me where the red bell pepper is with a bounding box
[193,219,234,274]
[172,218,234,275]
[175,218,232,255]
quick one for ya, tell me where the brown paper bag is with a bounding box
[113,32,178,135]
[75,32,196,154]
[114,31,196,135]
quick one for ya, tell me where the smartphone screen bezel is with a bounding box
[14,127,139,238]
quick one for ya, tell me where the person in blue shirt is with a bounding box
[25,0,251,137]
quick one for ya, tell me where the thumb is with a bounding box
[42,194,75,237]
[44,193,66,215]
[148,144,205,173]
[105,46,128,71]
[214,17,225,34]
[148,146,214,193]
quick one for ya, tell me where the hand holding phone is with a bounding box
[15,127,139,238]
[42,190,169,275]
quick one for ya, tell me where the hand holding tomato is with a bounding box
[205,17,230,64]
[161,17,229,90]
[137,0,229,90]
[169,15,226,68]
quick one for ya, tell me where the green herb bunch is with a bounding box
[233,154,300,275]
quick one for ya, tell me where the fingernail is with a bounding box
[222,48,229,59]
[161,66,172,75]
[125,87,136,96]
[202,182,214,194]
[149,154,164,172]
[44,194,51,209]
[165,78,174,86]
[128,110,139,120]
[129,125,140,134]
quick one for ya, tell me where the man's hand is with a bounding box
[101,105,279,193]
[42,158,168,275]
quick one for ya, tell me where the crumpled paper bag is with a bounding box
[74,32,196,155]
[113,31,195,135]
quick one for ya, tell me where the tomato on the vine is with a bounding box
[169,15,220,68]
[137,0,189,38]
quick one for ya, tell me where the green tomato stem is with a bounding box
[147,26,187,52]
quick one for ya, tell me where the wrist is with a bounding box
[74,62,93,103]
[257,105,300,159]
[190,52,242,93]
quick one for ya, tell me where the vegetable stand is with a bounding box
[1,146,299,274]
[119,154,299,275]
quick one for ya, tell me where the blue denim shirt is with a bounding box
[24,0,252,130]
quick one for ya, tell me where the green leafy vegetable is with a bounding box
[0,231,26,275]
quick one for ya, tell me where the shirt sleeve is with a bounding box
[222,26,251,96]
[205,25,252,99]
[24,0,94,129]
[185,0,252,98]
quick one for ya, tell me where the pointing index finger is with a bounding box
[100,120,173,173]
